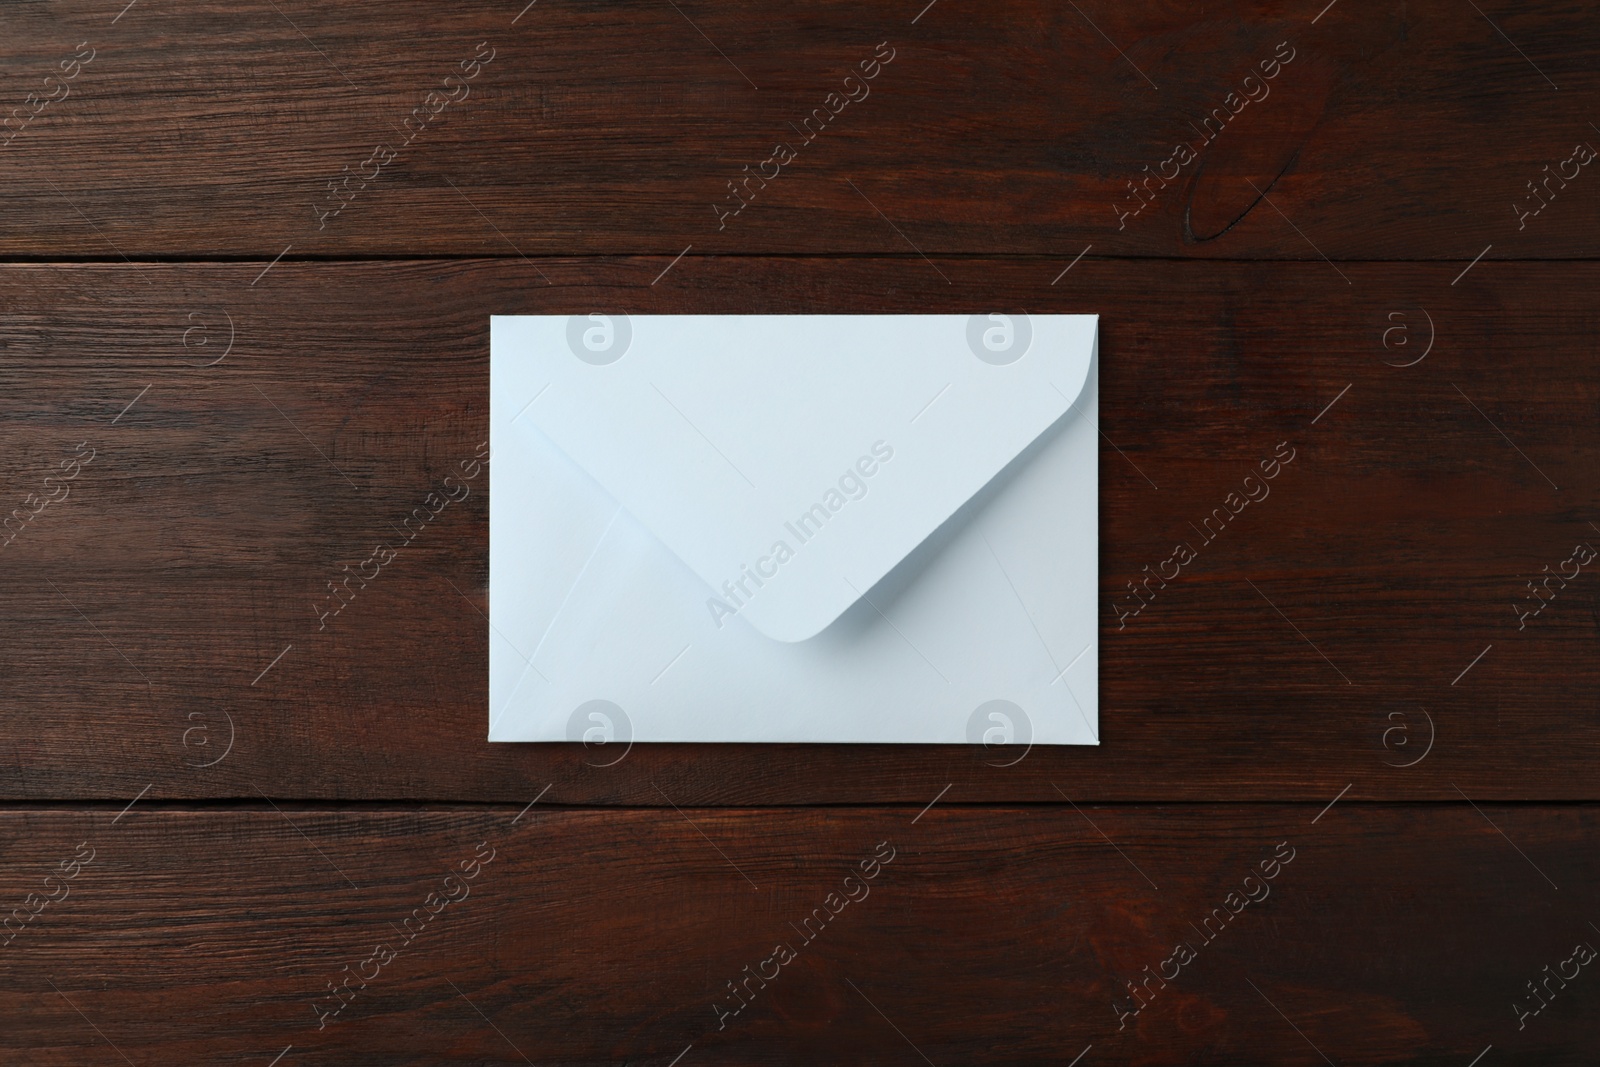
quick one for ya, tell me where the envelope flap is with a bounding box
[493,314,1097,641]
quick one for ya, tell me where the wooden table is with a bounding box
[2,1,1596,1062]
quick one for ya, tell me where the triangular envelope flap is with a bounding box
[494,314,1097,641]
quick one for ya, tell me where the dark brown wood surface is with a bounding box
[2,805,1595,1065]
[0,0,1595,257]
[3,0,1597,1061]
[0,257,1594,802]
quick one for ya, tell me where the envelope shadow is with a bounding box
[815,345,1099,644]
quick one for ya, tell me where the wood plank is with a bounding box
[0,0,1595,256]
[0,256,1593,801]
[0,804,1592,1065]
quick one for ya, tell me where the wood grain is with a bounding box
[4,0,1595,1060]
[0,257,1594,802]
[0,805,1592,1066]
[0,0,1594,257]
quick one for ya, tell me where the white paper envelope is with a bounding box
[488,314,1099,746]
